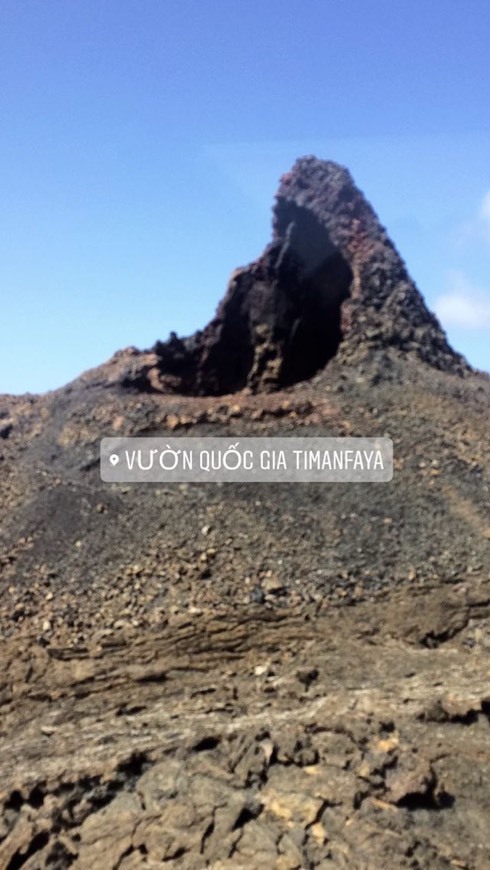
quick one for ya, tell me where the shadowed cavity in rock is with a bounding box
[143,156,465,396]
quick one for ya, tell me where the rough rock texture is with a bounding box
[1,587,490,869]
[0,157,489,868]
[1,360,488,644]
[0,357,488,867]
[128,156,467,395]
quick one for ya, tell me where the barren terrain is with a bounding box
[0,156,489,868]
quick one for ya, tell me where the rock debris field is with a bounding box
[0,157,489,868]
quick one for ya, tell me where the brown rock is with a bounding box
[146,156,466,395]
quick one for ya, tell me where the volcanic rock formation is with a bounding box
[0,159,489,870]
[131,156,466,396]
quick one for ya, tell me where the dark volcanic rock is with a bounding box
[0,160,489,870]
[145,156,466,395]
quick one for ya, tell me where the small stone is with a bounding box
[0,421,12,439]
[113,619,127,629]
[250,586,265,605]
[296,667,319,689]
[262,576,285,594]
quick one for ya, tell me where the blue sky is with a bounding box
[1,0,489,394]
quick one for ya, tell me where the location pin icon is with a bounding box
[109,454,119,466]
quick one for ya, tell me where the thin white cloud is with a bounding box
[434,271,490,330]
[457,189,490,247]
[479,191,490,239]
[480,191,490,219]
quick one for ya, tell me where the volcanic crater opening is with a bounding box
[200,202,354,394]
[126,155,467,398]
[272,202,353,387]
[154,202,353,396]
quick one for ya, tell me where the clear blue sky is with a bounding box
[1,0,489,394]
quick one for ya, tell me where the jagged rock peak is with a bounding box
[125,156,468,395]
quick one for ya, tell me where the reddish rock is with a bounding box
[141,156,467,395]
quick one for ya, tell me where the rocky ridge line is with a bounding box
[116,156,467,396]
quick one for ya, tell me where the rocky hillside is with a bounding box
[0,157,488,868]
[89,157,467,397]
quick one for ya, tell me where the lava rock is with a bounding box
[148,156,467,395]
